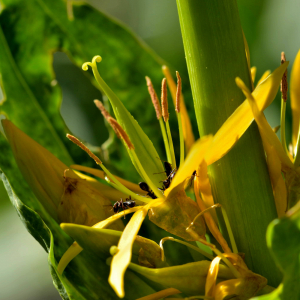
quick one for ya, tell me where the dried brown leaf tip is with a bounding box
[145,76,162,119]
[107,117,135,150]
[161,78,169,122]
[175,71,182,113]
[66,134,102,165]
[281,52,288,102]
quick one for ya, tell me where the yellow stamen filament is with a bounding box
[176,71,185,167]
[145,76,172,162]
[71,164,145,194]
[162,65,195,153]
[161,78,176,168]
[66,134,102,165]
[145,76,162,119]
[185,229,241,279]
[108,117,134,150]
[159,237,214,261]
[136,288,181,300]
[280,52,289,156]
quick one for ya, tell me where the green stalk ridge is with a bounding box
[176,0,281,286]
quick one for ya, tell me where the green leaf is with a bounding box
[0,0,174,183]
[251,203,300,300]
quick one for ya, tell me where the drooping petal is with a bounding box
[205,256,222,297]
[2,119,75,221]
[149,181,206,241]
[291,50,300,149]
[58,206,141,274]
[257,70,271,86]
[205,62,289,166]
[264,141,287,217]
[128,260,234,296]
[109,199,164,298]
[168,135,213,192]
[235,77,294,169]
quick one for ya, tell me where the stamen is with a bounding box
[67,134,151,204]
[108,117,134,150]
[159,237,213,262]
[161,78,169,122]
[280,52,289,156]
[145,77,172,163]
[107,119,164,199]
[185,229,241,278]
[162,65,195,154]
[161,78,176,168]
[281,52,288,102]
[94,100,121,138]
[176,71,185,167]
[66,134,102,165]
[145,76,162,119]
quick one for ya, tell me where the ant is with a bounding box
[161,161,177,190]
[112,196,136,214]
[139,182,157,199]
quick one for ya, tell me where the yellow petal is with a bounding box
[291,50,300,149]
[251,66,257,84]
[257,70,271,86]
[149,182,206,241]
[205,256,222,297]
[162,65,195,152]
[196,162,231,253]
[59,169,124,228]
[57,206,141,274]
[108,199,164,298]
[206,62,289,166]
[71,164,144,195]
[236,77,294,169]
[264,142,287,217]
[136,288,181,300]
[2,120,76,221]
[168,135,213,192]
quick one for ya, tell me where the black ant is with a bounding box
[161,161,177,190]
[112,196,136,214]
[139,182,157,199]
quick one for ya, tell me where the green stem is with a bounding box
[176,0,281,286]
[280,97,289,155]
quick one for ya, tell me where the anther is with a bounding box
[94,100,121,138]
[281,52,288,102]
[145,76,162,119]
[161,78,169,122]
[175,71,181,113]
[66,134,102,165]
[108,118,135,150]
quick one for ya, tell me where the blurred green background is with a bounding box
[0,0,299,299]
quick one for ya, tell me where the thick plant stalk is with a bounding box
[176,0,281,286]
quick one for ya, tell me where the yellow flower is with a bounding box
[53,55,287,298]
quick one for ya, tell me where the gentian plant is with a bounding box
[0,0,299,299]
